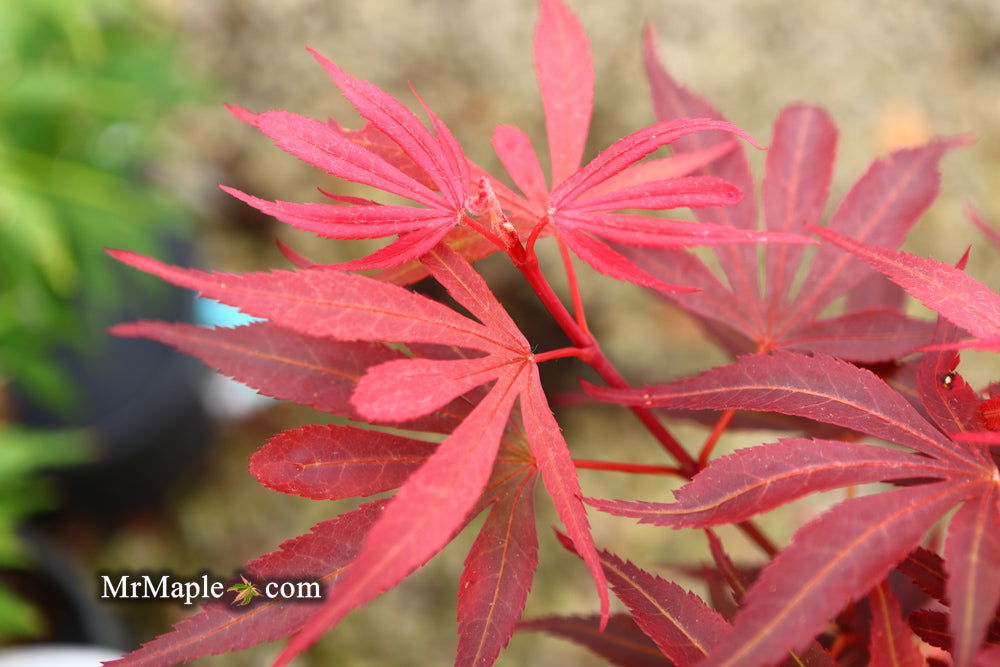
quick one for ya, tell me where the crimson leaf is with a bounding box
[625,37,962,362]
[586,347,998,663]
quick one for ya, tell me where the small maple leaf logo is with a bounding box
[227,575,260,606]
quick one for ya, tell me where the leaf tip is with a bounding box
[105,247,144,268]
[655,282,701,295]
[225,103,259,125]
[107,322,140,339]
[275,239,318,269]
[742,133,766,151]
[218,183,262,209]
[945,132,977,150]
[641,21,662,61]
[804,222,830,239]
[306,46,341,79]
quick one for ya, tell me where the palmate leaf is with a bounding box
[111,306,539,666]
[586,346,1000,665]
[222,42,477,270]
[509,116,809,293]
[625,35,960,362]
[376,0,736,284]
[111,242,607,666]
[224,0,804,288]
[475,0,812,294]
[269,244,607,664]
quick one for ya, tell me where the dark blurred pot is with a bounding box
[12,237,214,523]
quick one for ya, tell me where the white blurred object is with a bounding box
[0,645,122,666]
[192,297,274,420]
[200,371,274,420]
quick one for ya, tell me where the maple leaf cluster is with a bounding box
[102,1,999,665]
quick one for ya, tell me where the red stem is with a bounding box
[533,346,587,363]
[509,236,779,557]
[699,408,736,468]
[704,528,750,597]
[737,520,778,557]
[462,214,509,252]
[573,459,686,477]
[514,250,699,475]
[556,236,590,334]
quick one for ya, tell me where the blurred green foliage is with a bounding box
[0,426,90,642]
[0,0,203,409]
[0,0,205,640]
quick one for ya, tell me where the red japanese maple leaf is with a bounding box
[105,243,607,666]
[223,0,809,291]
[614,28,967,361]
[108,305,540,666]
[101,424,538,667]
[474,0,812,293]
[585,322,1000,666]
[221,46,474,272]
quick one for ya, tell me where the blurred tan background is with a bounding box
[72,0,1000,664]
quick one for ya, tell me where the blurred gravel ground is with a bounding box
[93,1,1000,664]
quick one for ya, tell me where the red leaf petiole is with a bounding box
[573,459,686,477]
